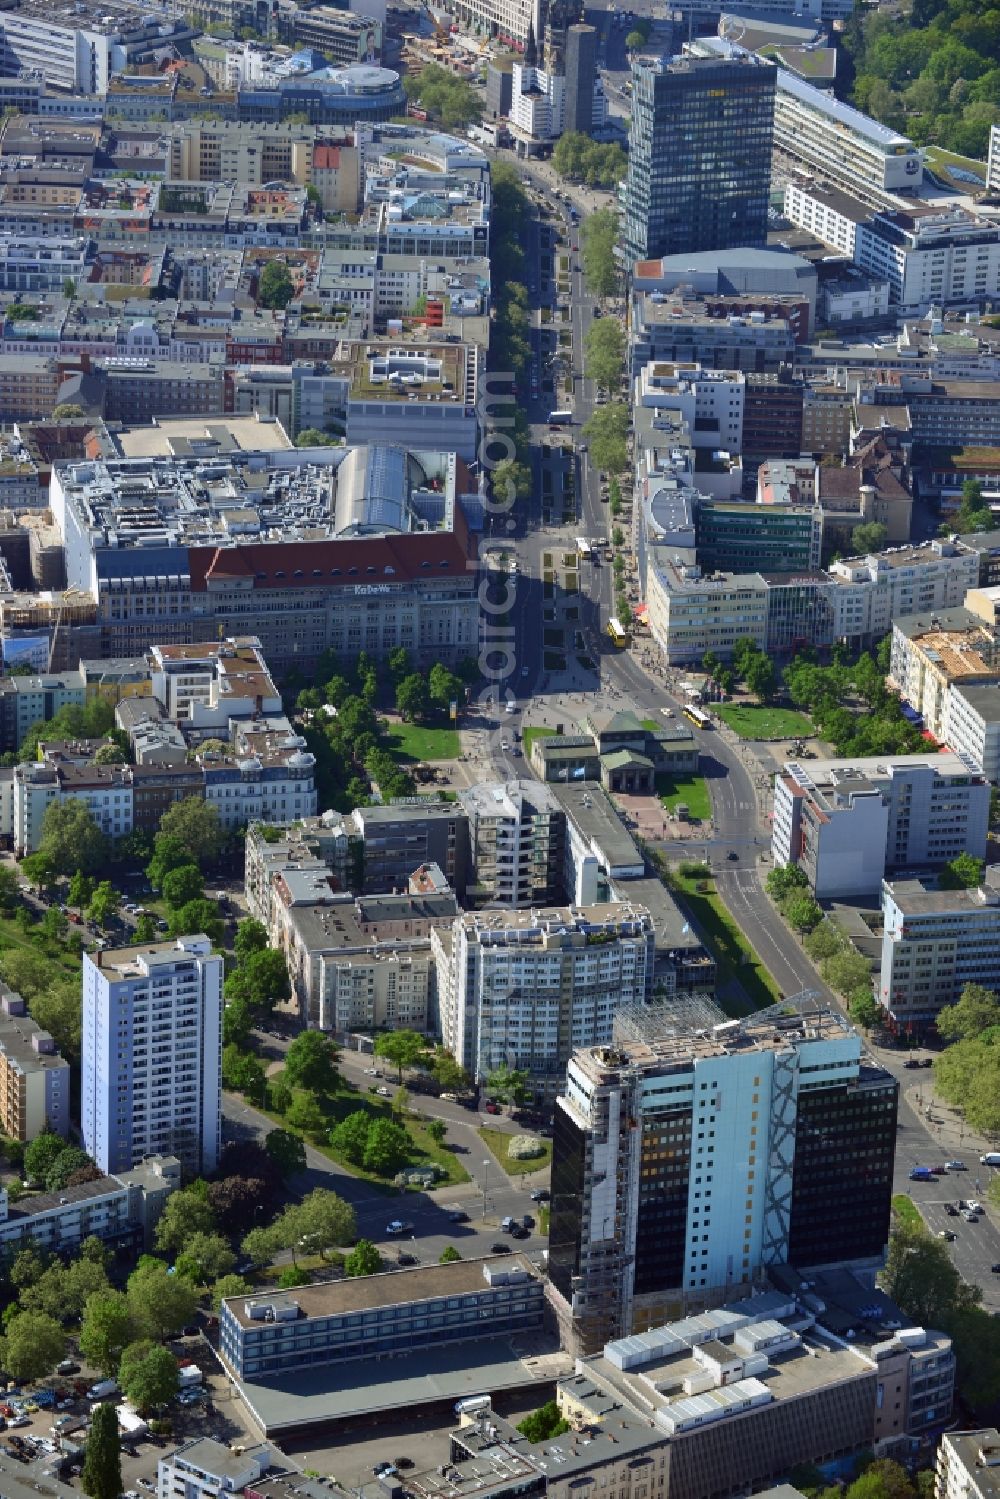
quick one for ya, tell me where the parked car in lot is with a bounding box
[386,1220,414,1236]
[945,1202,959,1216]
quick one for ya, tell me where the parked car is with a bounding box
[386,1221,414,1236]
[937,1230,957,1241]
[945,1160,967,1172]
[397,1252,418,1266]
[510,1226,530,1240]
[530,1189,550,1203]
[56,1362,79,1377]
[489,1242,512,1254]
[929,1165,947,1175]
[945,1203,959,1216]
[376,1086,392,1097]
[904,1059,922,1069]
[484,1103,502,1115]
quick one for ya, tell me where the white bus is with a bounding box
[575,537,594,559]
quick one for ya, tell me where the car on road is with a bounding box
[489,1242,512,1254]
[530,1189,550,1202]
[904,1059,922,1069]
[376,1085,392,1096]
[968,1200,985,1213]
[945,1203,959,1215]
[961,1208,979,1222]
[364,1067,382,1076]
[660,707,673,718]
[446,1207,469,1222]
[929,1164,947,1175]
[394,1458,415,1471]
[909,1167,934,1181]
[937,1230,957,1241]
[945,1160,967,1171]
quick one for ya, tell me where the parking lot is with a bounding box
[0,1336,258,1491]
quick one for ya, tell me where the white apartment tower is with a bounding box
[440,903,654,1089]
[82,937,223,1176]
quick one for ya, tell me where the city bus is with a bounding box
[548,410,572,427]
[607,617,630,647]
[683,704,712,729]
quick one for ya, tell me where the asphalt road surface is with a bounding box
[473,162,1000,1307]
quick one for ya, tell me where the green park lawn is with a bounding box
[479,1126,553,1177]
[891,1194,924,1232]
[668,861,783,1014]
[657,774,712,821]
[387,722,460,762]
[715,704,814,741]
[250,1072,470,1190]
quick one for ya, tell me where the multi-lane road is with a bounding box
[474,157,1000,1308]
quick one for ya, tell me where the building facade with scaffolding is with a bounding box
[547,995,898,1355]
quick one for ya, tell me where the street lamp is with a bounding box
[482,1159,490,1220]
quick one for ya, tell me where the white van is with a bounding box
[981,1152,1000,1166]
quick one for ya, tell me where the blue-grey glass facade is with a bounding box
[622,56,775,269]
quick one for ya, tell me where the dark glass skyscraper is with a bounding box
[564,23,597,137]
[621,54,776,270]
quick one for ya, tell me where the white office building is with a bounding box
[945,683,1000,783]
[438,903,654,1089]
[826,541,980,649]
[81,937,223,1176]
[158,1438,274,1499]
[509,62,565,144]
[880,876,1000,1025]
[857,207,1000,313]
[783,180,866,259]
[937,1429,1000,1499]
[772,753,990,899]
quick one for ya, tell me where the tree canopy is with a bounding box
[842,2,1000,163]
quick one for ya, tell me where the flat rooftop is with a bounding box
[112,418,294,459]
[565,993,860,1073]
[235,1335,566,1437]
[547,782,644,871]
[228,1254,539,1329]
